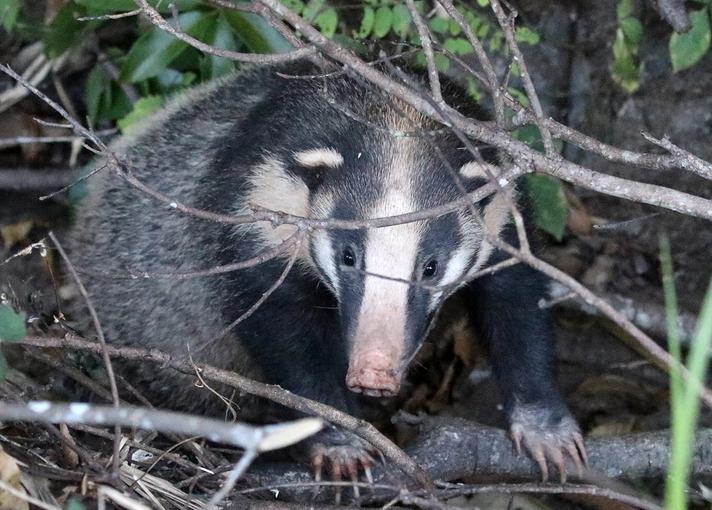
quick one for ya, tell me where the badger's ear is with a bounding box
[458,161,501,181]
[291,147,343,189]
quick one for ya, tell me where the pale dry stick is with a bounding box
[209,448,259,508]
[78,8,141,21]
[258,0,712,221]
[0,480,60,510]
[641,131,712,180]
[133,0,315,63]
[47,231,123,478]
[405,0,443,105]
[19,335,434,490]
[489,0,555,156]
[0,402,323,451]
[436,0,505,125]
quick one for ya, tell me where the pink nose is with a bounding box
[346,352,401,397]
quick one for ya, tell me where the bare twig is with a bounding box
[0,401,322,452]
[133,0,316,63]
[47,231,123,477]
[489,0,555,155]
[405,0,443,105]
[18,335,433,489]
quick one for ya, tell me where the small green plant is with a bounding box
[669,4,711,73]
[660,235,712,510]
[0,302,27,379]
[612,0,643,93]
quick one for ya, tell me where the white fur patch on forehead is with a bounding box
[293,147,344,168]
[459,161,501,179]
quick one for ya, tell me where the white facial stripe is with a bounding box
[440,244,475,288]
[293,147,344,168]
[312,230,340,294]
[351,141,422,360]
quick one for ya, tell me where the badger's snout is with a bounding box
[346,350,401,397]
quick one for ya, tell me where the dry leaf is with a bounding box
[0,446,29,510]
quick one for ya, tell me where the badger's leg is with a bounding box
[238,301,375,496]
[466,260,587,481]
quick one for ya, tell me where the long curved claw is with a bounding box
[530,444,549,482]
[307,431,378,504]
[311,452,325,500]
[509,405,587,483]
[574,432,588,466]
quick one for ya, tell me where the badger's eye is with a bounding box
[422,260,438,279]
[342,247,356,267]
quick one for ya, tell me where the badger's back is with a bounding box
[66,66,296,408]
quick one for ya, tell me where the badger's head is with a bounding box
[245,91,510,398]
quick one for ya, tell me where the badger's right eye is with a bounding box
[342,247,356,267]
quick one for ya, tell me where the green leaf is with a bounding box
[508,87,530,107]
[201,15,237,79]
[466,76,482,102]
[670,8,711,72]
[222,10,293,54]
[120,11,207,83]
[85,65,109,122]
[612,29,641,93]
[515,26,540,45]
[357,6,375,39]
[524,174,568,241]
[0,0,21,32]
[117,96,164,135]
[617,0,634,20]
[434,53,450,71]
[391,4,411,38]
[0,305,26,343]
[43,4,97,58]
[449,19,462,36]
[302,0,325,23]
[443,37,473,55]
[315,7,338,38]
[429,17,449,34]
[620,17,642,44]
[477,0,489,6]
[282,0,305,13]
[373,6,393,38]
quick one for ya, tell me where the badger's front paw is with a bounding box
[509,404,587,482]
[304,428,375,503]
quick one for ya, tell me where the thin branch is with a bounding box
[47,231,123,477]
[405,0,443,105]
[133,0,315,63]
[216,231,305,339]
[489,0,555,155]
[18,335,433,490]
[0,401,322,451]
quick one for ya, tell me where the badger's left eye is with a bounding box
[422,260,438,279]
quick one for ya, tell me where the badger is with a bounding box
[66,61,585,482]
